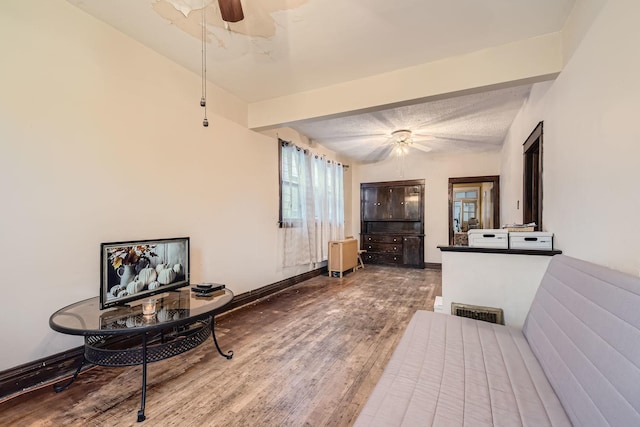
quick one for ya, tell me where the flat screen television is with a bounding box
[100,237,190,309]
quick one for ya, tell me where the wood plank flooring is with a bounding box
[2,265,441,426]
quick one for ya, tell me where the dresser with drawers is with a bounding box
[360,180,424,268]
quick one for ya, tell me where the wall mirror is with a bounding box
[448,176,500,245]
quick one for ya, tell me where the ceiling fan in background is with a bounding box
[386,129,433,177]
[319,128,436,177]
[389,129,433,155]
[301,127,439,168]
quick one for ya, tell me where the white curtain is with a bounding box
[280,141,345,267]
[311,155,344,261]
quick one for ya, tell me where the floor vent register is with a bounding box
[451,302,504,325]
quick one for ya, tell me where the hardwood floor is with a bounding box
[2,265,441,426]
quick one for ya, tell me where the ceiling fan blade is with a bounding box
[411,143,432,153]
[218,0,244,22]
[363,144,394,164]
[412,133,435,140]
[318,132,388,143]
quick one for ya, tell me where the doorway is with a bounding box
[523,122,543,230]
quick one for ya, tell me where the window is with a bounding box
[452,185,481,231]
[523,122,543,230]
[280,143,302,223]
[454,191,478,199]
[279,139,345,267]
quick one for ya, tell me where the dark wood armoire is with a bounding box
[360,179,425,268]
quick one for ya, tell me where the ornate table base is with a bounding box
[53,314,232,422]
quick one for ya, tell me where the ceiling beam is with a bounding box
[248,33,563,131]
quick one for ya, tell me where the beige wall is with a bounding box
[500,81,554,224]
[3,0,638,373]
[353,150,501,264]
[561,0,608,64]
[501,0,640,275]
[0,1,301,370]
[440,252,553,328]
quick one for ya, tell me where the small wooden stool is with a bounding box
[356,249,366,270]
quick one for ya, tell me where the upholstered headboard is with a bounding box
[523,255,640,426]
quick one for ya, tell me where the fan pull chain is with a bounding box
[201,0,209,127]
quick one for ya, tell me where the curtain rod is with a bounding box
[279,137,349,169]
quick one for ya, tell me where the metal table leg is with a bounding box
[53,314,231,422]
[137,332,148,422]
[53,355,85,393]
[211,315,233,359]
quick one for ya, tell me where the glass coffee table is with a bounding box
[49,288,234,422]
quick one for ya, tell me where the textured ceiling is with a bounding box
[66,0,573,162]
[291,85,533,163]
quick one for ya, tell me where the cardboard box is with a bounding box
[509,232,553,250]
[468,229,509,249]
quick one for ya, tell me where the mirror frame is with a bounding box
[448,175,500,245]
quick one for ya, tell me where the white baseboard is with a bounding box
[434,295,445,314]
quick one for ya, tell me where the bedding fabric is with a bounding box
[354,310,571,426]
[523,255,640,427]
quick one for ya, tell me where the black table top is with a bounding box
[49,288,234,336]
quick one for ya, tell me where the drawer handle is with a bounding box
[483,234,496,238]
[394,247,397,250]
[524,237,538,241]
[393,238,397,242]
[368,237,371,241]
[368,245,372,249]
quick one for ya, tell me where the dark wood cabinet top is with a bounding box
[437,245,562,257]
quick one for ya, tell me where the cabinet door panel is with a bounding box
[402,236,423,267]
[404,186,421,220]
[362,187,379,220]
[389,187,405,219]
[376,187,391,219]
[362,187,393,220]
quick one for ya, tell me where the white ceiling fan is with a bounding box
[385,129,434,177]
[388,129,433,156]
[359,129,435,163]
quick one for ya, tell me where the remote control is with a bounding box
[195,283,225,291]
[191,284,225,293]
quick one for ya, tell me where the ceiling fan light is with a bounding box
[391,129,413,144]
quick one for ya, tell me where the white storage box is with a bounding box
[509,232,553,250]
[468,229,509,249]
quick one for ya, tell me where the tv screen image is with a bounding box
[100,237,190,309]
